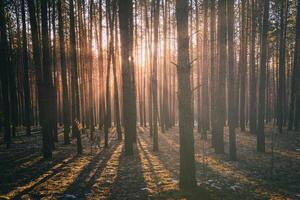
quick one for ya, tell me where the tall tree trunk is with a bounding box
[27,0,45,150]
[278,0,288,133]
[69,0,82,154]
[257,0,269,153]
[41,0,54,159]
[162,0,169,132]
[98,0,105,130]
[239,0,246,132]
[152,0,159,152]
[249,0,257,134]
[57,0,70,144]
[108,0,122,140]
[215,0,226,154]
[51,0,58,142]
[119,0,135,155]
[0,0,11,148]
[228,0,237,160]
[69,0,80,122]
[89,0,95,137]
[104,0,112,147]
[195,0,201,133]
[201,0,209,137]
[21,0,32,136]
[175,0,196,190]
[294,0,300,130]
[210,0,217,148]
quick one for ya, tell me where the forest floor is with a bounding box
[0,125,299,200]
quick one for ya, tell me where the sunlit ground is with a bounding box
[0,126,299,199]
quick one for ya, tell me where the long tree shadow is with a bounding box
[12,156,78,199]
[108,145,150,200]
[0,150,79,195]
[58,140,121,199]
[138,132,212,200]
[147,127,297,199]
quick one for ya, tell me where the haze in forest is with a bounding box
[0,0,300,199]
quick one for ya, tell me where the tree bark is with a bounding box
[176,0,196,190]
[57,0,70,144]
[21,0,32,136]
[257,0,270,153]
[119,0,135,155]
[228,0,237,160]
[0,0,11,148]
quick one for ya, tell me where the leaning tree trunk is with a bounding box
[175,0,196,190]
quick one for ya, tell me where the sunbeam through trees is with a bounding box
[0,0,300,199]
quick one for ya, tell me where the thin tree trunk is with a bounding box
[228,0,237,160]
[210,0,217,148]
[239,0,246,132]
[201,0,209,137]
[257,0,269,153]
[57,0,70,144]
[21,0,32,136]
[69,0,82,154]
[294,0,300,130]
[152,0,159,152]
[249,0,257,134]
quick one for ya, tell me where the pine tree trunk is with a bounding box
[175,0,196,190]
[57,0,70,144]
[228,0,237,160]
[69,0,82,152]
[41,0,54,159]
[119,0,135,155]
[239,0,246,132]
[210,0,217,148]
[98,0,105,130]
[257,0,269,153]
[294,0,300,130]
[201,0,209,137]
[21,0,32,136]
[51,0,58,142]
[152,0,159,152]
[249,0,257,134]
[0,0,11,148]
[215,0,226,154]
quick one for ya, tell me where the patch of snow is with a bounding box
[230,184,242,191]
[64,194,77,199]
